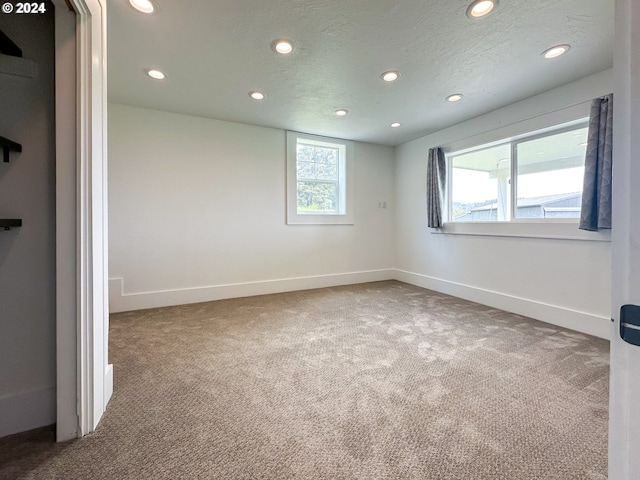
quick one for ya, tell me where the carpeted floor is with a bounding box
[0,281,609,479]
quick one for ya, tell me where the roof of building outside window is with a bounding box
[469,192,581,212]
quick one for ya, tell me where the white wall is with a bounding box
[108,104,395,312]
[395,69,613,339]
[0,11,56,437]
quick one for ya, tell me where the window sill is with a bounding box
[431,221,611,242]
[287,214,354,225]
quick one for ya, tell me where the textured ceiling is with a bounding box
[107,0,614,147]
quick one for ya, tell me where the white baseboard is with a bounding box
[394,269,611,340]
[0,387,55,438]
[108,269,610,340]
[109,269,396,313]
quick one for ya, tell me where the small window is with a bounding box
[448,120,588,223]
[286,131,354,225]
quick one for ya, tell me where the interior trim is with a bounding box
[395,269,611,340]
[109,269,396,313]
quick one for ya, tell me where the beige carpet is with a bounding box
[0,281,609,479]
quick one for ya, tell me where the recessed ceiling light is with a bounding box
[334,109,349,117]
[249,91,265,100]
[466,0,497,18]
[272,39,294,55]
[147,69,165,80]
[390,122,401,128]
[129,0,155,13]
[446,93,463,102]
[542,44,571,59]
[381,71,400,82]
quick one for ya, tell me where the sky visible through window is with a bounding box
[452,166,585,203]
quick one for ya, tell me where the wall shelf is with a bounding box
[0,219,22,230]
[0,29,22,57]
[0,30,35,79]
[0,136,22,162]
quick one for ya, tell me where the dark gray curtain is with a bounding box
[427,147,446,228]
[579,94,613,231]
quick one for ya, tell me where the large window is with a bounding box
[286,132,354,224]
[448,120,588,223]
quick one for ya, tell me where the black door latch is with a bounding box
[620,304,640,346]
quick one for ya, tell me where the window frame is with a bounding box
[438,117,611,242]
[446,118,589,225]
[286,131,355,225]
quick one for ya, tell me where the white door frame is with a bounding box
[54,0,111,441]
[609,0,640,477]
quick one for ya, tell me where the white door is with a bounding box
[609,0,640,477]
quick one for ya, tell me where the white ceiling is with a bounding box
[107,0,614,147]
